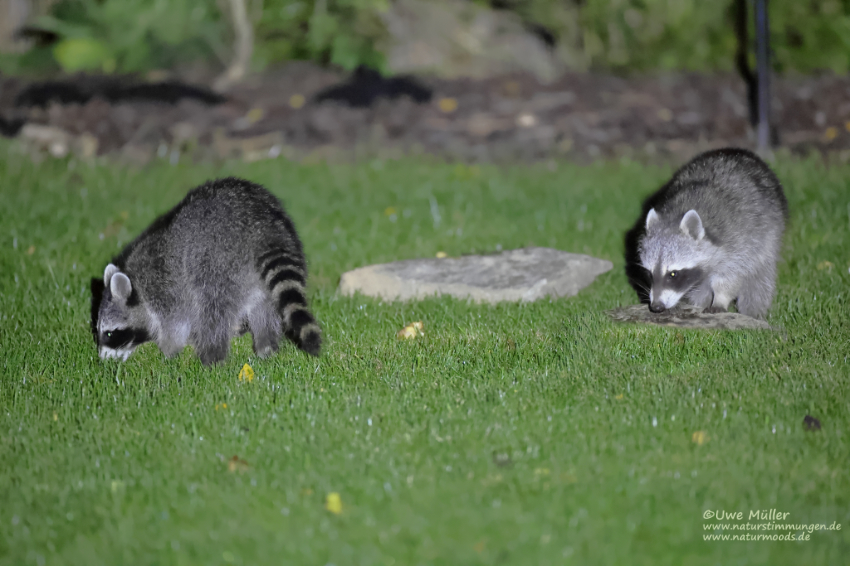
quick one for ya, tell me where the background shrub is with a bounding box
[5,0,850,75]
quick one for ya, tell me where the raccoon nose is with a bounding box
[649,302,666,313]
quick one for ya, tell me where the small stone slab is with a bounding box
[606,303,775,330]
[338,247,613,304]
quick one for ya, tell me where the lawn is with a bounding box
[1,146,848,565]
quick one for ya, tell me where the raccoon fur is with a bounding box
[624,148,787,319]
[92,177,321,365]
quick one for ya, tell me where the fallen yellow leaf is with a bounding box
[26,245,35,255]
[845,121,850,133]
[289,94,306,109]
[52,412,58,421]
[615,394,624,400]
[825,126,838,141]
[817,260,834,271]
[436,251,448,258]
[227,455,249,473]
[384,206,397,216]
[397,326,416,339]
[245,108,265,124]
[438,97,458,113]
[238,363,254,383]
[325,492,343,514]
[692,431,708,445]
[397,321,425,339]
[473,540,485,553]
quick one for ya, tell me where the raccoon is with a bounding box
[624,148,787,319]
[93,177,321,365]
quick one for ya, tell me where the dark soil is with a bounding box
[2,62,849,164]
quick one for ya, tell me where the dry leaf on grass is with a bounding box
[238,363,254,383]
[325,492,343,514]
[397,321,425,339]
[438,97,458,113]
[228,455,249,473]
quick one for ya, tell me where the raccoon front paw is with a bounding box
[703,306,729,315]
[198,344,229,366]
[253,343,278,359]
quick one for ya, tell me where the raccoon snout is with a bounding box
[649,302,667,313]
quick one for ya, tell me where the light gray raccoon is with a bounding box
[93,177,321,364]
[627,148,787,319]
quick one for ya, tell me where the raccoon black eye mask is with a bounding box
[92,177,322,365]
[626,147,787,320]
[101,328,149,350]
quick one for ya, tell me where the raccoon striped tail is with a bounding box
[257,248,322,356]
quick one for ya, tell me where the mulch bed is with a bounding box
[1,61,849,164]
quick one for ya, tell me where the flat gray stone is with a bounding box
[338,247,612,304]
[606,303,775,330]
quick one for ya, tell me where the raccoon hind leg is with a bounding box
[247,298,282,358]
[735,266,776,320]
[191,288,238,365]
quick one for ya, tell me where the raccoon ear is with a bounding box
[680,209,705,240]
[645,208,660,231]
[110,272,132,301]
[104,263,119,284]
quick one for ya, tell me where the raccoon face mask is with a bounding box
[96,264,151,361]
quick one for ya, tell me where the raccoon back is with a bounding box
[108,177,320,358]
[649,148,787,248]
[624,148,787,301]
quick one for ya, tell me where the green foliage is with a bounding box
[255,0,389,71]
[770,0,850,73]
[1,149,849,564]
[574,0,737,71]
[511,0,850,73]
[32,0,225,74]
[52,37,113,73]
[5,0,850,76]
[484,0,850,73]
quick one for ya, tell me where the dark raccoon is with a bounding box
[93,177,321,365]
[624,148,787,319]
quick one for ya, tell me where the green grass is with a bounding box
[1,147,849,565]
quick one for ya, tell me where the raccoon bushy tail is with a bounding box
[257,246,322,356]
